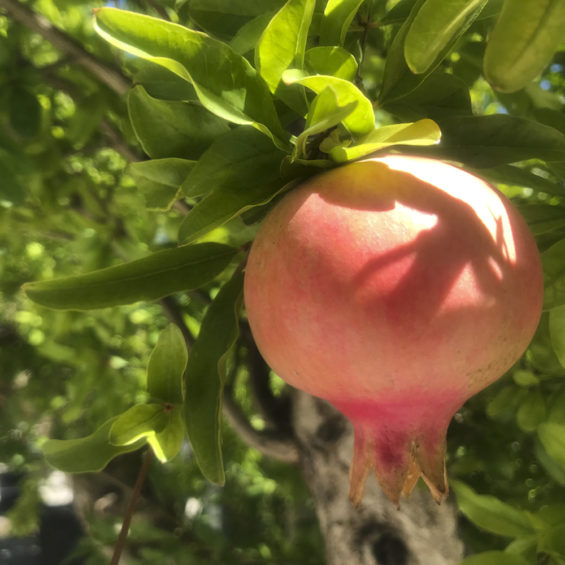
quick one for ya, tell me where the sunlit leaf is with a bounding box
[320,0,365,46]
[24,243,237,310]
[94,8,289,147]
[304,46,358,81]
[148,408,185,462]
[484,0,565,93]
[109,404,168,446]
[185,273,244,484]
[405,0,487,74]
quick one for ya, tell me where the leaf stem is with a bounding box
[110,449,154,565]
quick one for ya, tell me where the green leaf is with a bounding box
[148,408,185,462]
[460,552,530,565]
[94,8,288,146]
[429,115,565,167]
[43,417,146,473]
[543,238,565,310]
[284,71,374,135]
[189,0,283,40]
[384,72,472,121]
[451,480,535,538]
[132,61,197,101]
[182,127,285,199]
[185,273,244,484]
[230,13,274,55]
[147,324,188,403]
[109,404,168,446]
[517,204,565,236]
[477,164,562,196]
[128,86,229,159]
[539,422,565,471]
[484,0,565,93]
[129,158,195,210]
[550,305,565,368]
[329,119,441,162]
[255,0,315,113]
[320,0,365,46]
[178,128,287,243]
[304,46,358,81]
[516,390,546,432]
[379,0,428,104]
[24,243,237,310]
[405,0,487,74]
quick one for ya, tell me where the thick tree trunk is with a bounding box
[292,392,464,565]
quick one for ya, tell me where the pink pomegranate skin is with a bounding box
[244,155,543,506]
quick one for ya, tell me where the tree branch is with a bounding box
[223,389,299,464]
[0,0,130,95]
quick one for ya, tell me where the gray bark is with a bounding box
[292,392,464,565]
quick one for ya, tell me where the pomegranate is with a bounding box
[243,155,543,506]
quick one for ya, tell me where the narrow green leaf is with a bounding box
[148,408,185,462]
[517,204,565,236]
[329,119,441,162]
[24,243,237,310]
[304,46,358,81]
[129,158,195,210]
[128,86,229,159]
[405,0,487,74]
[230,13,275,55]
[147,324,188,403]
[185,273,244,484]
[182,127,285,199]
[516,390,546,432]
[550,305,565,368]
[132,61,197,101]
[255,0,315,113]
[109,404,168,446]
[484,0,565,93]
[284,71,375,135]
[543,238,565,310]
[429,115,565,167]
[43,418,146,473]
[451,480,535,538]
[477,165,562,197]
[460,552,530,565]
[94,8,289,146]
[320,0,365,46]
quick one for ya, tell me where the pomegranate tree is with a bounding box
[244,155,543,507]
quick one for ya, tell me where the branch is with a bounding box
[0,0,130,95]
[223,389,299,464]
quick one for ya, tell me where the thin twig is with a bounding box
[110,449,154,565]
[0,0,130,95]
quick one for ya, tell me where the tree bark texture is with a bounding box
[291,392,464,565]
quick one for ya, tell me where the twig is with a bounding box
[110,449,154,565]
[0,0,130,95]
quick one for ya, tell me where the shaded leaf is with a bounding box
[185,273,244,484]
[451,480,535,538]
[128,86,229,159]
[24,243,237,310]
[94,8,288,146]
[43,418,146,473]
[405,0,487,74]
[517,204,565,236]
[129,158,195,210]
[429,115,565,167]
[9,87,41,139]
[539,422,565,471]
[109,404,168,446]
[329,119,441,162]
[230,13,274,55]
[516,390,546,432]
[484,0,565,93]
[550,305,565,368]
[543,238,565,310]
[147,324,187,403]
[255,0,315,113]
[460,552,530,565]
[477,164,562,196]
[284,71,374,135]
[320,0,365,46]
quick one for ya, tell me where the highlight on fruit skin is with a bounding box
[243,155,544,507]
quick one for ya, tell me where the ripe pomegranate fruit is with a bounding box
[243,155,543,506]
